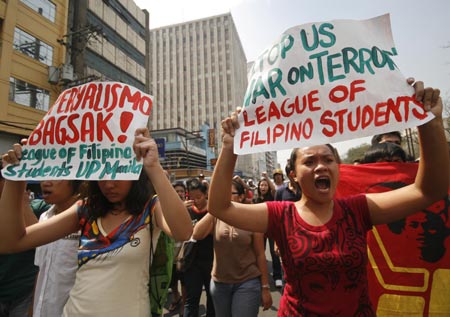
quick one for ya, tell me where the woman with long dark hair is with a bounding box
[0,128,193,317]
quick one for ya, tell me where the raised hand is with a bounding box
[133,128,161,170]
[220,107,241,149]
[408,78,442,118]
[2,140,27,167]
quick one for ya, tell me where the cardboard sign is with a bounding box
[235,14,433,154]
[2,82,153,180]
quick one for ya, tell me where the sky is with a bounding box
[135,0,450,166]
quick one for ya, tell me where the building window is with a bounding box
[13,28,53,66]
[9,77,50,111]
[20,0,56,22]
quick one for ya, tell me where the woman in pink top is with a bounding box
[207,80,449,316]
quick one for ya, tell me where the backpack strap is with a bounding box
[146,194,159,258]
[146,194,162,314]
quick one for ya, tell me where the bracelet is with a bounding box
[261,284,270,289]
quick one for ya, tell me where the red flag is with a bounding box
[337,163,450,316]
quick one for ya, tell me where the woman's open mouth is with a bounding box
[314,176,330,191]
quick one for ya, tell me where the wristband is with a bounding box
[261,284,270,289]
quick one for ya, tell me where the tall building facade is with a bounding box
[67,0,149,92]
[0,0,68,152]
[149,13,247,143]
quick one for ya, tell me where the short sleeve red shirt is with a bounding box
[266,194,374,316]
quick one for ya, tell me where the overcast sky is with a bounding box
[135,0,450,165]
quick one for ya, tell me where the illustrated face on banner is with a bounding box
[405,199,450,263]
[367,182,450,264]
[2,82,153,181]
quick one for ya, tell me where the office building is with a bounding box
[149,13,247,132]
[68,0,149,92]
[149,13,258,174]
[0,0,69,151]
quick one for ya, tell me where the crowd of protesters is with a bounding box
[0,80,449,317]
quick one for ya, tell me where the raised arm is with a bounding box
[207,110,269,233]
[133,128,192,241]
[262,172,276,196]
[192,213,214,241]
[367,80,449,224]
[0,144,79,253]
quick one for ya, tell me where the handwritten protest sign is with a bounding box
[235,14,433,155]
[2,82,152,180]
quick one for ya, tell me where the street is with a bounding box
[163,247,281,316]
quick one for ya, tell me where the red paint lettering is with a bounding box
[374,102,388,126]
[243,110,255,127]
[349,79,366,102]
[320,110,337,137]
[255,106,266,124]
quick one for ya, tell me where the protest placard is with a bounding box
[2,82,153,180]
[235,14,433,155]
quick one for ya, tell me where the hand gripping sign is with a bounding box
[235,14,433,155]
[2,82,153,181]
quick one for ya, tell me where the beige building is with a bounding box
[149,13,264,176]
[149,14,247,140]
[0,0,68,152]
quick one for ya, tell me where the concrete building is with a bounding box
[0,0,69,152]
[0,0,150,153]
[151,125,215,181]
[67,0,149,92]
[149,13,253,173]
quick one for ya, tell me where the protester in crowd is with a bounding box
[183,178,215,317]
[363,142,407,164]
[168,181,187,313]
[253,175,283,288]
[273,160,302,292]
[272,169,285,190]
[371,131,402,146]
[253,176,275,204]
[275,160,301,202]
[370,130,417,161]
[0,128,193,317]
[199,173,210,190]
[232,175,254,203]
[0,169,49,317]
[33,180,85,317]
[192,179,272,316]
[207,80,449,316]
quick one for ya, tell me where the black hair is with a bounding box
[187,178,208,194]
[71,180,84,195]
[172,181,186,191]
[284,159,293,176]
[371,131,402,146]
[363,142,406,163]
[289,144,340,168]
[254,178,274,203]
[231,179,245,196]
[83,171,155,219]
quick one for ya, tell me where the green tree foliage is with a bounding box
[342,143,371,164]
